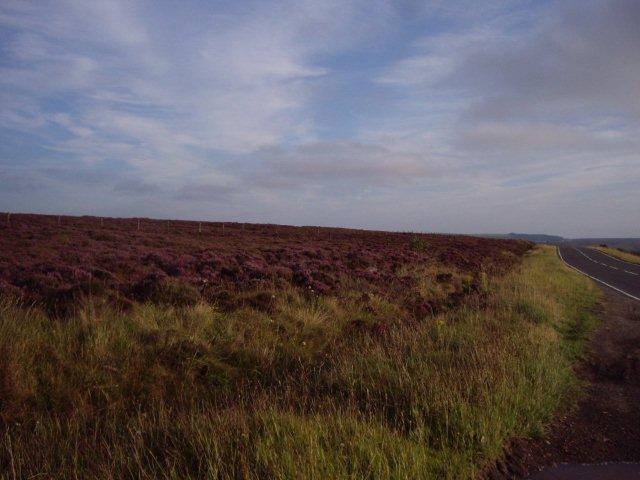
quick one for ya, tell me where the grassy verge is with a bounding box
[593,245,640,264]
[0,246,599,479]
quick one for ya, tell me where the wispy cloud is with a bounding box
[113,179,161,196]
[0,0,639,236]
[174,184,237,202]
[255,142,441,184]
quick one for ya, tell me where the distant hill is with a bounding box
[475,234,640,252]
[477,233,564,244]
[565,238,640,254]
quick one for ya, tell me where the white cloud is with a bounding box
[0,0,389,168]
[376,29,500,87]
[1,0,639,236]
[457,121,640,154]
[256,141,441,184]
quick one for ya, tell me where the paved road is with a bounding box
[530,462,640,480]
[558,245,640,300]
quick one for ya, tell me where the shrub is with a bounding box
[130,274,200,307]
[409,235,428,252]
[154,279,200,307]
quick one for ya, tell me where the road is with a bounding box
[558,245,640,300]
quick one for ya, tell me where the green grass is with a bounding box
[0,246,599,479]
[593,245,640,264]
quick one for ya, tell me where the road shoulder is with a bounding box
[488,289,640,478]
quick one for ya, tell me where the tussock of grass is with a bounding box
[593,245,640,264]
[0,246,599,479]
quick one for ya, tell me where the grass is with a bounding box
[0,246,599,479]
[592,245,640,264]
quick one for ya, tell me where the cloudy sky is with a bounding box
[1,0,639,237]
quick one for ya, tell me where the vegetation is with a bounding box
[0,246,599,479]
[593,245,640,265]
[0,213,530,316]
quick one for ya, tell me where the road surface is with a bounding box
[558,245,640,300]
[530,462,640,480]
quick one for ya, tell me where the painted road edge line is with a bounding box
[588,247,640,270]
[574,247,638,276]
[575,248,619,270]
[557,247,640,302]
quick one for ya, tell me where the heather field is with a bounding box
[0,214,529,317]
[0,215,599,479]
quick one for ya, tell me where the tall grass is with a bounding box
[0,246,599,479]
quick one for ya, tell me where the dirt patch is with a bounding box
[486,289,640,479]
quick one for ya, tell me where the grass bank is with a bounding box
[593,245,640,264]
[0,246,599,479]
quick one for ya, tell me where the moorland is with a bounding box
[0,214,598,479]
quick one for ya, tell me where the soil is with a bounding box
[487,288,640,479]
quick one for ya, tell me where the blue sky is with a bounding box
[1,0,639,237]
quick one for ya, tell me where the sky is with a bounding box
[1,0,639,237]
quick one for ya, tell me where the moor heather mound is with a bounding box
[0,213,531,316]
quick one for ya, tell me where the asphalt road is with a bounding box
[558,245,640,300]
[530,463,640,480]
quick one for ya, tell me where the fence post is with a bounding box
[137,219,140,231]
[100,217,104,228]
[6,212,10,227]
[222,223,225,235]
[199,222,202,234]
[58,215,61,226]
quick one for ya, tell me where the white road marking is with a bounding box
[574,248,638,276]
[557,247,640,302]
[585,249,640,276]
[588,247,640,268]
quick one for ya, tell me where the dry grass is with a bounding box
[0,246,599,479]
